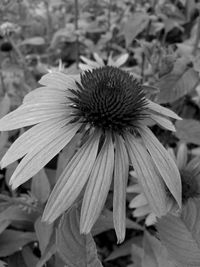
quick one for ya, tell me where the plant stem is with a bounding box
[74,0,79,69]
[193,14,200,56]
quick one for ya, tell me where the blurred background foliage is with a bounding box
[0,0,200,266]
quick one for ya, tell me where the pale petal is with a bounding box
[150,113,176,132]
[39,72,79,89]
[0,104,68,130]
[145,213,157,226]
[133,205,151,217]
[177,143,188,170]
[42,131,101,223]
[112,54,129,67]
[10,123,80,189]
[93,53,105,66]
[80,133,114,233]
[78,63,93,71]
[125,133,168,217]
[1,117,69,168]
[80,56,100,68]
[147,100,182,120]
[127,184,141,193]
[139,126,182,208]
[23,87,69,104]
[113,134,129,243]
[129,194,148,208]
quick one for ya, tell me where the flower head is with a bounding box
[128,143,200,226]
[0,58,182,243]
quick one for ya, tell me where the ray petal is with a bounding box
[113,134,129,243]
[112,54,129,67]
[150,113,176,132]
[177,143,188,170]
[1,117,69,168]
[93,53,105,66]
[23,87,69,104]
[129,194,148,208]
[80,56,100,68]
[125,133,168,217]
[9,123,80,189]
[147,100,182,120]
[139,126,182,208]
[39,72,79,89]
[133,205,151,217]
[80,133,114,234]
[42,130,101,223]
[0,104,68,130]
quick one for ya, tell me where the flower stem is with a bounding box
[74,0,79,69]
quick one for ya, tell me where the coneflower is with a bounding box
[0,56,182,242]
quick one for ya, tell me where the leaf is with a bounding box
[121,12,149,47]
[0,94,11,118]
[92,209,142,236]
[0,260,6,267]
[22,246,39,267]
[142,231,177,267]
[157,199,200,266]
[20,37,45,46]
[105,236,142,262]
[156,67,199,103]
[0,230,36,257]
[34,216,53,254]
[175,119,200,145]
[36,228,56,267]
[0,205,35,223]
[31,168,51,203]
[56,206,103,267]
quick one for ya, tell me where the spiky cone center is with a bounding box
[69,66,147,134]
[180,169,200,203]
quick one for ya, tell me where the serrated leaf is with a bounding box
[56,206,103,267]
[175,119,200,145]
[157,199,200,266]
[0,230,36,257]
[31,168,51,203]
[156,67,199,103]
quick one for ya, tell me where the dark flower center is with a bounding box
[181,169,200,203]
[70,66,147,133]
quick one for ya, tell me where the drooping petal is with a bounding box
[39,72,79,90]
[42,130,101,223]
[147,100,182,120]
[0,103,68,130]
[129,194,148,208]
[113,134,129,243]
[1,117,69,168]
[23,87,69,105]
[177,143,188,170]
[9,122,80,189]
[150,113,176,132]
[125,133,168,217]
[80,132,114,234]
[139,126,182,208]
